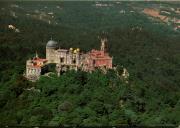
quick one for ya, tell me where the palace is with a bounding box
[25,38,113,81]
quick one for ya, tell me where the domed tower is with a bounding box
[46,39,58,63]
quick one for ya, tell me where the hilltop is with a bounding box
[0,1,179,126]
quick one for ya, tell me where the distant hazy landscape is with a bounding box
[0,1,179,126]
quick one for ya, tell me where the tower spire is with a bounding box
[35,51,39,58]
[100,38,107,52]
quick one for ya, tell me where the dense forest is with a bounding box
[0,1,180,127]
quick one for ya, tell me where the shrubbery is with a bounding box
[0,1,179,126]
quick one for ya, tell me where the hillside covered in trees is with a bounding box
[0,1,180,127]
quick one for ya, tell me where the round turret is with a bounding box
[74,49,77,54]
[69,48,73,51]
[76,48,80,52]
[46,40,58,49]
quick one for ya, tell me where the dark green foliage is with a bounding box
[48,63,56,73]
[0,1,179,126]
[0,69,179,126]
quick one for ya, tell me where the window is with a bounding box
[60,57,64,63]
[73,59,76,64]
[93,60,96,66]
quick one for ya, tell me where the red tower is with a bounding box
[83,38,113,71]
